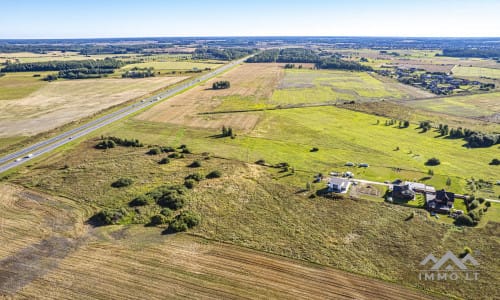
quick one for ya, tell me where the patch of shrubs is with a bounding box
[149,214,169,226]
[168,152,183,159]
[160,146,175,153]
[92,208,130,225]
[169,211,201,232]
[490,158,500,165]
[147,148,161,155]
[95,136,143,149]
[129,194,152,207]
[425,157,441,166]
[206,170,222,179]
[454,214,474,226]
[147,185,187,210]
[189,160,202,168]
[184,179,197,189]
[469,200,479,210]
[185,173,204,181]
[181,148,191,154]
[111,177,133,188]
[158,157,170,164]
[310,147,319,152]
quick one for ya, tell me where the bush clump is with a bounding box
[206,170,222,179]
[158,157,170,164]
[147,148,161,155]
[425,157,441,166]
[454,214,474,226]
[184,179,197,189]
[129,194,152,207]
[185,173,204,181]
[310,147,319,152]
[168,152,182,159]
[92,208,129,225]
[147,185,187,210]
[490,158,500,165]
[149,214,169,226]
[111,177,133,188]
[255,159,266,165]
[189,160,202,168]
[169,210,201,232]
[469,200,479,210]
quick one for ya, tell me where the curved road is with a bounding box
[0,56,249,174]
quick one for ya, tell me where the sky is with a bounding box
[1,0,499,39]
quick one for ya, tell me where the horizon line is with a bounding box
[1,35,500,41]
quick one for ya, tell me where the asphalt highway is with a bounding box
[0,56,248,174]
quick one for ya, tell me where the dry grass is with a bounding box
[0,76,187,137]
[11,233,434,300]
[135,63,284,132]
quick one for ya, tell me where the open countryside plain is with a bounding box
[0,182,434,299]
[8,135,499,299]
[1,39,499,300]
[135,63,284,131]
[0,76,188,137]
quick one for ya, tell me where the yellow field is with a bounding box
[452,65,500,79]
[0,76,187,137]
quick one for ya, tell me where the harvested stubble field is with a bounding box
[0,76,187,137]
[7,140,499,299]
[135,63,284,131]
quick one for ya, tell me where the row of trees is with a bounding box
[122,67,155,78]
[436,124,500,148]
[192,48,256,60]
[246,48,372,71]
[246,48,319,63]
[1,57,124,72]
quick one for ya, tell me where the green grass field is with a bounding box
[8,137,499,299]
[452,66,500,79]
[86,102,499,200]
[0,72,51,100]
[271,69,411,104]
[404,92,500,118]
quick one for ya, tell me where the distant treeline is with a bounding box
[246,48,319,63]
[2,58,126,80]
[1,58,124,72]
[192,48,256,60]
[439,48,500,59]
[246,48,372,71]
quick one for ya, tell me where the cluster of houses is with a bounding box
[377,67,493,95]
[325,175,461,216]
[390,181,460,215]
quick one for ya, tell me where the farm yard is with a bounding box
[0,76,188,137]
